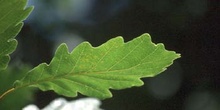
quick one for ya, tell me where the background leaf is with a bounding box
[0,0,33,70]
[15,33,180,99]
[0,65,36,109]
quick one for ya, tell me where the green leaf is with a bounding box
[15,33,180,99]
[0,0,33,70]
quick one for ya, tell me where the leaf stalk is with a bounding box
[0,88,15,100]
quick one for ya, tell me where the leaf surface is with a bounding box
[0,0,33,70]
[15,34,180,99]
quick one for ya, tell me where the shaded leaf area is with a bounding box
[15,34,180,99]
[0,0,33,70]
[0,65,36,109]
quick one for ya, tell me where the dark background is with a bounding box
[14,0,220,109]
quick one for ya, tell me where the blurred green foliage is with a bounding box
[0,65,36,109]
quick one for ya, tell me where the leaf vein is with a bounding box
[87,41,117,72]
[62,77,104,94]
[107,38,144,71]
[70,44,86,73]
